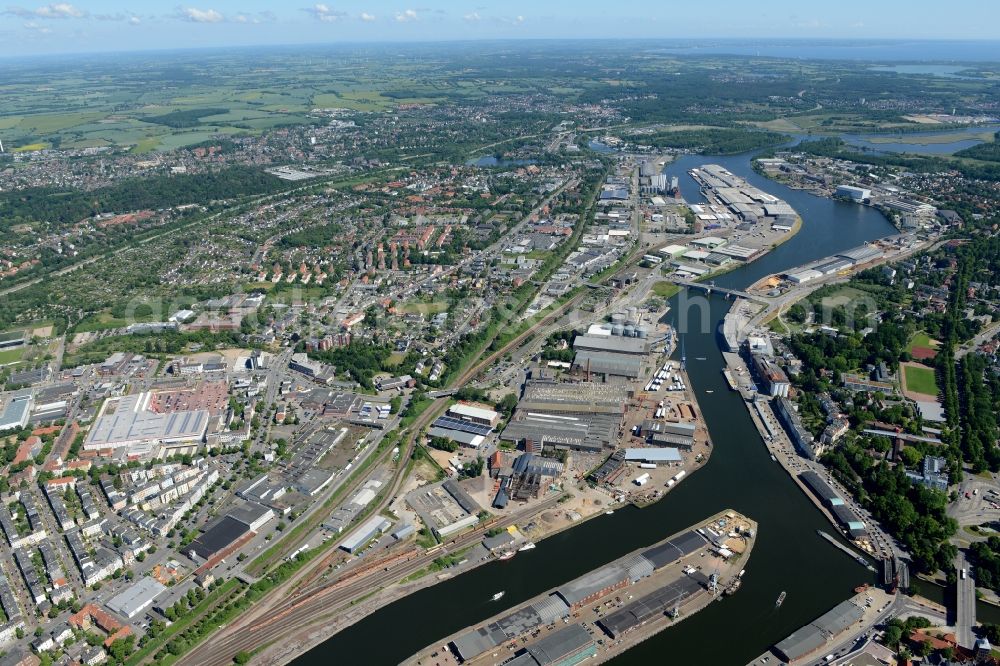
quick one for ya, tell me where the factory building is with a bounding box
[83,392,209,458]
[751,354,790,398]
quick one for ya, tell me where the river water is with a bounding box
[290,151,978,665]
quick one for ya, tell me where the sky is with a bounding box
[1,0,999,57]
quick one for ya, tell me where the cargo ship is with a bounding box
[775,591,786,608]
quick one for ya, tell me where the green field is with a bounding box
[652,282,680,298]
[904,364,939,396]
[0,348,25,365]
[907,332,938,353]
[398,300,448,315]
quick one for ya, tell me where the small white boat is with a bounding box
[605,510,615,515]
[492,591,505,601]
[518,542,536,552]
[705,390,714,393]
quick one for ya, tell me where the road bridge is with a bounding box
[955,552,976,649]
[669,278,770,304]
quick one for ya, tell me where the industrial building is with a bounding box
[339,515,391,554]
[751,354,790,398]
[0,394,33,432]
[835,185,871,202]
[597,574,704,639]
[83,392,209,457]
[799,471,866,538]
[447,402,500,427]
[106,578,167,619]
[519,380,627,414]
[510,624,597,666]
[571,350,642,380]
[500,410,621,453]
[623,448,682,464]
[774,599,865,662]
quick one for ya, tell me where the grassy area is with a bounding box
[904,364,939,396]
[908,332,938,353]
[652,281,680,299]
[0,348,25,365]
[398,300,448,315]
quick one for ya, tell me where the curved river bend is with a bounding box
[290,150,977,665]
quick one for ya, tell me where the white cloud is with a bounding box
[33,3,82,18]
[180,7,224,23]
[5,3,84,19]
[394,8,417,22]
[359,11,376,21]
[303,3,345,22]
[463,11,480,22]
[128,15,140,24]
[23,20,51,32]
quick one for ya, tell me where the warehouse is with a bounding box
[837,244,883,265]
[786,268,823,285]
[623,447,682,464]
[572,350,642,380]
[572,335,648,356]
[84,392,209,456]
[518,380,626,415]
[450,594,572,662]
[518,624,596,666]
[106,578,167,619]
[447,402,500,427]
[713,244,760,260]
[813,258,853,275]
[799,471,866,538]
[501,410,620,453]
[427,426,485,449]
[597,575,703,639]
[555,553,654,609]
[188,516,251,561]
[339,515,391,554]
[774,599,865,662]
[0,394,33,432]
[640,530,706,568]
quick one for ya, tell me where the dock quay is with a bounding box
[406,509,756,666]
[747,587,895,666]
[817,530,876,572]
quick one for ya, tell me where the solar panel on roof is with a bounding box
[432,416,492,436]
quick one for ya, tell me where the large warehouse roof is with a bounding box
[572,350,643,378]
[85,392,208,450]
[556,553,653,606]
[623,447,682,463]
[519,380,626,414]
[106,578,167,618]
[573,335,648,356]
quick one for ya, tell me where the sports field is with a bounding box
[903,364,938,397]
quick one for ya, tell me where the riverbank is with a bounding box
[405,509,756,666]
[720,350,897,562]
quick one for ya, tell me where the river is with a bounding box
[290,150,961,665]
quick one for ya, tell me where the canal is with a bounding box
[290,151,923,665]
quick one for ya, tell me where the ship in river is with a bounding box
[775,591,786,608]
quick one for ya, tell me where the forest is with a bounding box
[642,128,789,155]
[0,166,284,229]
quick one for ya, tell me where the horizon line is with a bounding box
[4,36,1000,62]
